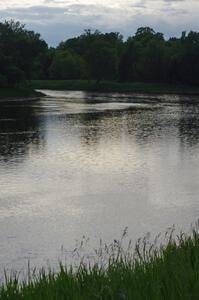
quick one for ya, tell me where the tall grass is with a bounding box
[1,226,199,299]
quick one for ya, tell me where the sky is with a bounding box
[0,0,199,46]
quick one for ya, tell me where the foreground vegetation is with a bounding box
[1,228,199,299]
[32,80,199,94]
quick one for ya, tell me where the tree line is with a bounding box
[1,20,199,87]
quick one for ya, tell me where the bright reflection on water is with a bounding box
[1,90,199,272]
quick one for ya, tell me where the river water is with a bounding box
[0,90,199,273]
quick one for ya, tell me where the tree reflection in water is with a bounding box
[0,99,45,163]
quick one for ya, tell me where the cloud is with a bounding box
[0,0,199,46]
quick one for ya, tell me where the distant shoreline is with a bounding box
[0,87,44,99]
[31,80,199,96]
[1,81,199,99]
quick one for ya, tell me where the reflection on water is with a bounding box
[0,90,199,272]
[0,99,45,163]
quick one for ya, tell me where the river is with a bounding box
[0,90,199,273]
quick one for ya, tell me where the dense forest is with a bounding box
[1,20,199,88]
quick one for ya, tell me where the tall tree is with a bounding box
[0,20,47,86]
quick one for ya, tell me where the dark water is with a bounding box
[1,90,199,272]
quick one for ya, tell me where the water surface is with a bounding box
[0,90,199,272]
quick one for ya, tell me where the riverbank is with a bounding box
[1,229,199,300]
[0,87,43,99]
[31,80,199,95]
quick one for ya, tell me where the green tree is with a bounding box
[88,40,118,82]
[49,50,86,79]
[0,20,47,86]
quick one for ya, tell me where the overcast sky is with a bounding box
[0,0,199,46]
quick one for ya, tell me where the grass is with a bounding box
[1,227,199,299]
[0,86,44,98]
[31,80,199,95]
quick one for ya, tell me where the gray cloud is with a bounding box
[0,0,198,46]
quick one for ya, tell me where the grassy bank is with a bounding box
[0,87,43,99]
[31,80,199,95]
[1,229,199,299]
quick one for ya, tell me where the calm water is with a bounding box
[1,90,199,272]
